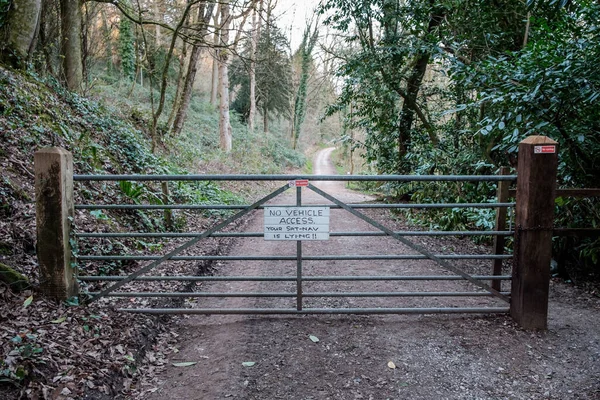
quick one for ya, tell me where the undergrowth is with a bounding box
[90,73,306,174]
[0,65,307,392]
[0,65,307,284]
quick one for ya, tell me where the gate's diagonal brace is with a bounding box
[86,184,291,304]
[307,184,510,304]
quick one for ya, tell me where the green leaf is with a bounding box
[23,295,33,308]
[172,362,197,367]
[15,367,26,379]
[241,362,256,367]
[90,210,108,220]
[51,316,67,324]
[65,296,79,306]
[309,335,320,343]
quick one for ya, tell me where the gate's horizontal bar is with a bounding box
[76,230,515,238]
[78,254,512,261]
[87,291,297,298]
[75,202,516,210]
[86,291,511,298]
[118,307,511,315]
[78,275,511,282]
[74,174,517,182]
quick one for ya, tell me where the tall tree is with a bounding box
[248,0,263,131]
[291,21,318,149]
[119,14,135,80]
[171,1,215,136]
[394,2,443,158]
[210,6,220,106]
[60,0,83,91]
[230,22,292,133]
[218,0,233,151]
[1,0,42,68]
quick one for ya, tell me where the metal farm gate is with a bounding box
[34,137,558,329]
[74,174,514,315]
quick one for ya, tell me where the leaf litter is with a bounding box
[0,186,244,399]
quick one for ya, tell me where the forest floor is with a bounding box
[134,148,600,400]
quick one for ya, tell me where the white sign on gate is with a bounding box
[264,207,330,240]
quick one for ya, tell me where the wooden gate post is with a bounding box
[35,148,78,300]
[511,136,558,330]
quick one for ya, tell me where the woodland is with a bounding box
[0,0,599,397]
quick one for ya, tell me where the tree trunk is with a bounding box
[218,1,233,152]
[167,41,189,129]
[39,1,56,75]
[263,103,269,134]
[1,0,42,68]
[100,7,114,74]
[210,7,221,106]
[81,2,91,86]
[172,2,215,136]
[60,0,83,92]
[397,6,443,161]
[153,0,162,48]
[167,0,197,128]
[248,0,262,132]
[150,2,194,152]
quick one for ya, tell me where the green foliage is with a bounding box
[0,35,306,289]
[231,23,293,123]
[119,17,135,80]
[321,0,444,173]
[90,74,305,175]
[292,23,319,149]
[1,329,44,385]
[0,0,10,29]
[229,120,306,172]
[451,1,600,187]
[119,181,163,205]
[448,1,600,266]
[322,0,600,281]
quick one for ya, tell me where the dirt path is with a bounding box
[143,148,600,400]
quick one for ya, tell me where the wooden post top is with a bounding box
[35,147,71,156]
[520,136,558,145]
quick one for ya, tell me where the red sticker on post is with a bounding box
[289,179,309,187]
[534,145,556,154]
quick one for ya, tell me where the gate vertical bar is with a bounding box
[511,136,558,330]
[296,186,303,311]
[492,166,510,291]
